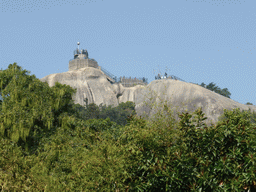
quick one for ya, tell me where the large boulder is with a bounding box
[40,67,256,126]
[131,79,256,126]
[40,67,122,108]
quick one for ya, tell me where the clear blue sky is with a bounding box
[0,0,255,105]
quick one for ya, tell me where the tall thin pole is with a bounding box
[77,41,80,53]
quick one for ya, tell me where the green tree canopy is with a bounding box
[0,62,77,154]
[198,82,231,98]
[76,101,137,127]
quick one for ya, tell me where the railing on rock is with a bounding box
[100,66,116,82]
[115,76,148,87]
[168,75,186,82]
[156,74,186,82]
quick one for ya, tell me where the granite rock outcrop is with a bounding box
[40,67,256,126]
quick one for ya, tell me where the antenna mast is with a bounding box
[77,41,80,52]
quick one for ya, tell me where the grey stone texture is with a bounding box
[40,67,256,126]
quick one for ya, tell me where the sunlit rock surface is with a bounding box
[40,67,256,126]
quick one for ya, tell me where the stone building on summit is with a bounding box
[69,42,100,71]
[68,42,148,87]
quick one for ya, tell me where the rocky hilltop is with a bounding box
[40,67,256,126]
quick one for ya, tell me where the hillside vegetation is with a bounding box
[0,63,256,191]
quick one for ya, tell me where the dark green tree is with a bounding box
[199,82,231,98]
[206,82,221,93]
[66,99,137,127]
[99,104,119,121]
[115,101,137,126]
[84,102,101,120]
[219,87,231,98]
[199,82,206,88]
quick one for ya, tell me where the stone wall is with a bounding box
[69,58,99,71]
[119,76,148,87]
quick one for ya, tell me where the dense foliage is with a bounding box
[0,63,256,191]
[194,82,232,99]
[75,98,137,127]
